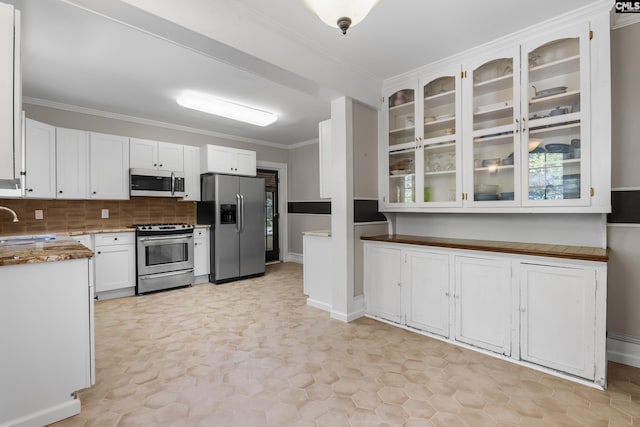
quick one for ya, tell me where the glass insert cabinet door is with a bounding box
[464,48,521,205]
[421,72,461,205]
[387,87,417,204]
[521,24,590,206]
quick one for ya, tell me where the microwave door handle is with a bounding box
[170,172,175,196]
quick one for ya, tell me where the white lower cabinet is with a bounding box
[193,227,210,282]
[94,232,135,299]
[363,240,607,387]
[405,250,450,338]
[363,244,403,324]
[519,262,598,380]
[455,256,511,355]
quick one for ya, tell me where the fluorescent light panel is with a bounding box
[177,91,278,127]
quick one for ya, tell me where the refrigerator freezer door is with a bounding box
[214,175,240,282]
[239,176,265,277]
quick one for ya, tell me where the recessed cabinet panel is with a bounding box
[364,244,402,324]
[89,133,129,200]
[24,119,56,199]
[520,263,596,380]
[182,145,200,201]
[56,128,89,199]
[405,250,450,337]
[454,256,511,355]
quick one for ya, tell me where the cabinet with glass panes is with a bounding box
[380,10,609,213]
[383,66,462,208]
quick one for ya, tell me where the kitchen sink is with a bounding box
[0,235,57,245]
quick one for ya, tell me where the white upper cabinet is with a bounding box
[0,3,21,194]
[520,23,591,208]
[89,132,129,200]
[56,127,89,199]
[130,138,183,172]
[380,7,610,213]
[200,144,257,176]
[463,46,521,207]
[24,118,56,199]
[182,145,200,201]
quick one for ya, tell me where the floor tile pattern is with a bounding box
[50,263,640,426]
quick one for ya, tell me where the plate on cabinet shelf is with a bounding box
[531,86,567,99]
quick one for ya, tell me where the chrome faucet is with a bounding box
[0,206,19,222]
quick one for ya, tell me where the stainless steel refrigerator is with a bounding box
[197,174,265,284]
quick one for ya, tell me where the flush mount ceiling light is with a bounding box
[303,0,381,35]
[176,91,278,127]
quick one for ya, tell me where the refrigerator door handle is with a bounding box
[240,194,245,233]
[235,194,241,233]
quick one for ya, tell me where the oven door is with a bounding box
[137,234,194,276]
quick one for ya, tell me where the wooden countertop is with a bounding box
[361,234,609,262]
[0,235,94,266]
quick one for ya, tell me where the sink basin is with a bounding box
[0,235,57,245]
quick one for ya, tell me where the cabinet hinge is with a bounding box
[589,30,593,40]
[590,187,595,197]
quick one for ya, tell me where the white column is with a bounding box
[330,97,356,322]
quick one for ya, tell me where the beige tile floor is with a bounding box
[50,262,640,427]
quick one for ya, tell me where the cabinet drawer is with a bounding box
[95,232,134,246]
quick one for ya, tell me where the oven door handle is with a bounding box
[138,235,193,242]
[139,269,194,280]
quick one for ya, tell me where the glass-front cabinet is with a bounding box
[385,68,462,207]
[463,48,520,206]
[386,85,417,204]
[521,23,590,206]
[382,22,598,213]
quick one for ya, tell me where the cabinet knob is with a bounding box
[27,188,33,192]
[59,190,63,194]
[159,164,163,167]
[97,251,101,255]
[92,191,97,195]
[154,163,157,167]
[397,282,401,287]
[445,292,450,297]
[114,237,118,241]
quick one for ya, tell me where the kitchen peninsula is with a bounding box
[0,235,94,427]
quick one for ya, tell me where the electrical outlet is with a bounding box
[35,209,43,220]
[101,209,109,219]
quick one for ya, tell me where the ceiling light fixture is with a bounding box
[177,91,278,127]
[303,0,381,35]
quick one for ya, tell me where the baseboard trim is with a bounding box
[607,333,640,368]
[2,398,81,427]
[286,253,303,264]
[330,295,366,323]
[306,298,331,312]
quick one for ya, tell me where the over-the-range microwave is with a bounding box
[130,168,185,198]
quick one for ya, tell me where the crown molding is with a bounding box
[611,12,640,30]
[288,138,319,149]
[23,97,294,150]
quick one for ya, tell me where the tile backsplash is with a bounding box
[0,197,196,235]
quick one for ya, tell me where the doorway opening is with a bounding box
[257,169,280,262]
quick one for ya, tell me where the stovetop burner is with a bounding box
[131,223,194,231]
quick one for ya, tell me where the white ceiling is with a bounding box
[9,0,599,148]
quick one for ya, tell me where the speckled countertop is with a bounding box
[0,234,94,266]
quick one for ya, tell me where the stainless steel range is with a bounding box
[133,223,195,294]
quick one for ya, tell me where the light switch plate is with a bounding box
[101,209,109,219]
[35,209,43,220]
